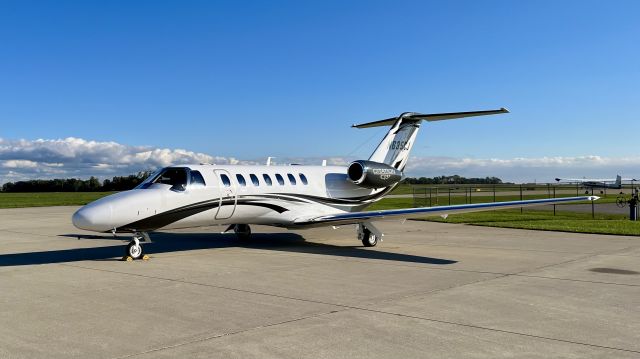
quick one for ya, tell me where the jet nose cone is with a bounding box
[72,204,113,232]
[72,208,90,230]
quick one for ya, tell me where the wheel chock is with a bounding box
[121,255,148,261]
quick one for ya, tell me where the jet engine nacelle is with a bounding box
[347,160,403,189]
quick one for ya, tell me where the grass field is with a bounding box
[418,210,640,236]
[0,192,114,208]
[369,197,639,236]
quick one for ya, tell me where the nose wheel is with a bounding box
[124,232,149,260]
[126,240,144,259]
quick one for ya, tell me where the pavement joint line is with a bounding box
[354,308,640,355]
[604,254,640,258]
[239,250,640,288]
[373,272,508,306]
[513,274,640,287]
[374,248,634,305]
[391,240,633,255]
[60,262,510,317]
[62,262,639,355]
[59,245,639,291]
[60,263,353,309]
[111,292,640,357]
[149,239,588,274]
[599,245,640,257]
[512,244,640,277]
[501,252,604,279]
[0,229,71,239]
[111,308,351,359]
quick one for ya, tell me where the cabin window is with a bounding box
[287,173,297,185]
[275,174,285,185]
[298,173,309,186]
[250,174,260,186]
[150,167,188,192]
[299,173,308,185]
[263,174,273,186]
[190,171,206,188]
[236,174,247,187]
[220,174,231,187]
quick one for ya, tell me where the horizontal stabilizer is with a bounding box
[352,108,509,128]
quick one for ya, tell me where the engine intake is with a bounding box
[347,160,403,189]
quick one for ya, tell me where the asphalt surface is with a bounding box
[1,206,639,358]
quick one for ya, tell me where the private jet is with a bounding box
[72,108,598,259]
[555,175,636,190]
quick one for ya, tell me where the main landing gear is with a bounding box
[233,224,252,240]
[124,232,150,260]
[357,223,383,247]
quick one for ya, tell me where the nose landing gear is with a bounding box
[124,232,150,260]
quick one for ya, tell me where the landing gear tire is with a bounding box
[360,229,378,247]
[126,240,144,260]
[234,224,251,240]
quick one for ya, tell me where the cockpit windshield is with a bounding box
[134,168,162,189]
[155,168,188,188]
[135,167,189,191]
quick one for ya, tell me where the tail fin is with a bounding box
[353,108,509,171]
[616,175,622,186]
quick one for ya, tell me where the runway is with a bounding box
[1,206,639,358]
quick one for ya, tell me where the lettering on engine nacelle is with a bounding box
[347,160,403,189]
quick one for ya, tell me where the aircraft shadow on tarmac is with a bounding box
[0,232,457,267]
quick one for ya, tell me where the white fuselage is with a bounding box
[71,108,513,236]
[72,164,390,233]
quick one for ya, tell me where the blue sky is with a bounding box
[1,1,639,182]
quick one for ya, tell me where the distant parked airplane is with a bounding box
[555,175,636,189]
[73,108,598,259]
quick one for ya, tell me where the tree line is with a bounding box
[1,172,505,192]
[1,171,153,192]
[402,175,506,185]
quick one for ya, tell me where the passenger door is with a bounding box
[213,169,237,219]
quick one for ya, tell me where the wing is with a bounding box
[556,178,612,183]
[293,196,599,227]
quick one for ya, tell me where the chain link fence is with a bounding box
[410,183,638,219]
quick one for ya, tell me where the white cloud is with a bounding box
[0,137,242,184]
[404,155,640,182]
[0,137,637,184]
[1,160,38,168]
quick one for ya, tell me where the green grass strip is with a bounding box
[370,198,639,236]
[0,192,114,208]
